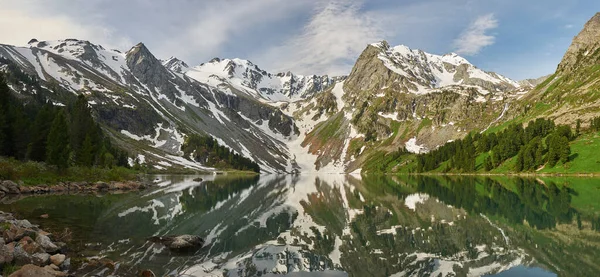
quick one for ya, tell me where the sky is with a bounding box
[0,0,598,80]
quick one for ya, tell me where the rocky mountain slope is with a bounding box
[0,39,308,173]
[0,30,552,174]
[0,36,529,173]
[291,41,526,172]
[519,12,600,126]
[182,57,343,102]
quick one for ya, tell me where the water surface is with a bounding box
[2,174,599,276]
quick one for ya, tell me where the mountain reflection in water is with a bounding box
[1,174,599,277]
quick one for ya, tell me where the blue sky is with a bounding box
[0,0,598,80]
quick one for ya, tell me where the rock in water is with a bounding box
[148,235,204,251]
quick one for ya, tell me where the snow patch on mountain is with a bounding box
[185,58,340,102]
[371,41,520,95]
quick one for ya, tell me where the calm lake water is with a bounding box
[1,174,599,276]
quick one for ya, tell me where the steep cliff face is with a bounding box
[341,42,519,150]
[557,13,600,74]
[518,12,600,126]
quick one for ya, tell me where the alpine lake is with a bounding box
[1,174,599,277]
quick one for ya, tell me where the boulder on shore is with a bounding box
[148,234,204,251]
[0,180,20,194]
[8,263,66,277]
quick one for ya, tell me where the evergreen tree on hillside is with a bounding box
[0,75,12,156]
[70,95,98,165]
[484,156,493,171]
[78,134,94,166]
[46,110,71,170]
[9,104,30,159]
[26,102,56,162]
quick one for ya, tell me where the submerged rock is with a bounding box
[148,234,204,251]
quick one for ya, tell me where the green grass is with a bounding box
[2,264,20,276]
[0,157,138,186]
[536,132,600,174]
[415,118,432,134]
[1,222,11,230]
[310,112,345,141]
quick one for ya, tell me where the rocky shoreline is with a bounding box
[0,180,153,276]
[0,180,148,198]
[0,211,71,276]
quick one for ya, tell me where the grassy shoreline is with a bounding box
[0,156,259,187]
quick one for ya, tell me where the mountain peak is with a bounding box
[162,56,189,73]
[348,41,518,96]
[128,42,149,54]
[557,13,600,73]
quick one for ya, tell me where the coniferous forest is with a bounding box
[416,118,574,173]
[182,134,260,173]
[0,75,129,171]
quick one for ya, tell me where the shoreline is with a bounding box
[0,180,156,276]
[365,172,600,178]
[0,180,149,199]
[0,211,71,276]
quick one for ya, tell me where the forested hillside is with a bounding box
[416,118,574,173]
[182,134,260,173]
[0,74,129,171]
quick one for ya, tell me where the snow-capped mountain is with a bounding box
[0,38,531,174]
[0,39,303,173]
[370,41,520,95]
[161,56,189,74]
[183,57,343,102]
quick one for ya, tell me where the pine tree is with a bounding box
[9,104,30,159]
[515,149,524,171]
[78,133,94,166]
[484,156,493,171]
[559,136,571,164]
[0,75,12,156]
[70,95,95,163]
[46,110,71,170]
[534,142,544,168]
[26,102,56,161]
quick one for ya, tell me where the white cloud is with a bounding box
[258,0,383,76]
[156,0,309,63]
[453,14,498,56]
[0,7,132,50]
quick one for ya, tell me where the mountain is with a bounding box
[518,12,600,126]
[0,39,309,173]
[518,74,552,88]
[363,41,520,94]
[289,41,523,172]
[0,36,538,174]
[183,57,343,102]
